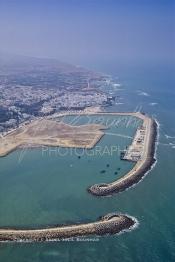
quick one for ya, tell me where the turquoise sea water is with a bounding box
[0,62,175,261]
[0,115,138,228]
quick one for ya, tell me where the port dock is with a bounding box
[88,112,157,196]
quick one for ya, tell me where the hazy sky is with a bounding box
[0,0,174,65]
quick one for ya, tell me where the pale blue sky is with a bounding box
[0,0,174,64]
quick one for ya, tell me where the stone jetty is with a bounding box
[88,113,157,196]
[0,213,135,242]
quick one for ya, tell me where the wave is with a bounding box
[115,214,139,236]
[149,102,158,106]
[165,134,175,139]
[137,91,150,97]
[113,83,121,87]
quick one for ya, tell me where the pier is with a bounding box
[88,112,157,196]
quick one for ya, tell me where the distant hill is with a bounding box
[0,53,104,89]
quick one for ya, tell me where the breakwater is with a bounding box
[0,213,135,242]
[0,112,157,242]
[88,116,157,196]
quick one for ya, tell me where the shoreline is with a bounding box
[0,213,135,242]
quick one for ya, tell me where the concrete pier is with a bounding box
[88,113,157,196]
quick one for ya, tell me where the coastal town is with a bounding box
[0,0,172,260]
[0,56,116,133]
[0,84,111,130]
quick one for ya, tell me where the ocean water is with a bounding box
[0,61,175,262]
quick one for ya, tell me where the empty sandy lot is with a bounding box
[0,119,106,157]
